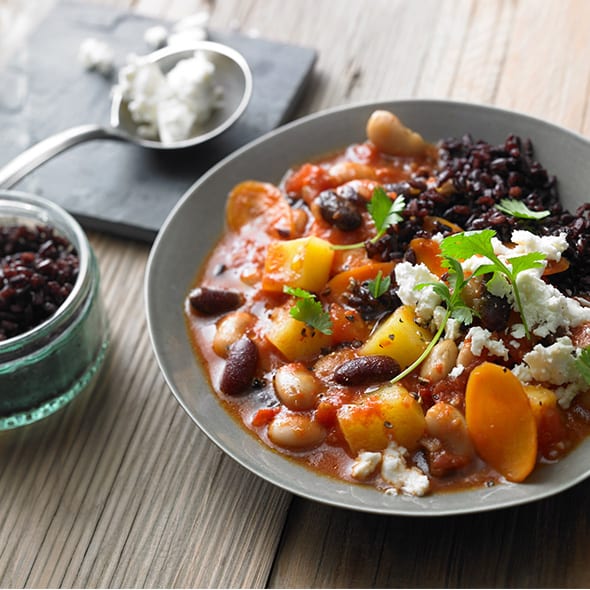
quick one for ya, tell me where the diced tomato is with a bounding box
[283,163,335,202]
[316,399,339,428]
[537,406,569,460]
[251,407,280,427]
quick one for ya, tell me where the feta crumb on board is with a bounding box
[78,38,114,75]
[144,25,169,50]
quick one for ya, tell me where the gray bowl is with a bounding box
[145,99,590,516]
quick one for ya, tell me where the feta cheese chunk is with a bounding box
[351,451,382,480]
[381,442,430,496]
[394,262,441,322]
[512,336,588,408]
[78,38,114,75]
[464,326,509,360]
[113,50,222,144]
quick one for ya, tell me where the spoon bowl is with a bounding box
[111,42,253,149]
[0,41,253,188]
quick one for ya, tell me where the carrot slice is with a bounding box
[409,237,446,277]
[325,262,395,303]
[465,362,537,482]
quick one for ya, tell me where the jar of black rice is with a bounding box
[0,191,109,429]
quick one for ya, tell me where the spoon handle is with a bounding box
[0,125,121,189]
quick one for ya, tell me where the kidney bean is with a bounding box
[333,355,400,385]
[189,286,244,315]
[315,188,363,231]
[219,337,258,396]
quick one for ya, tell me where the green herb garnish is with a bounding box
[332,187,405,250]
[495,198,550,220]
[390,256,475,384]
[440,229,545,339]
[283,285,333,335]
[575,347,590,385]
[367,270,391,299]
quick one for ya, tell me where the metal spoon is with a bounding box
[0,41,253,189]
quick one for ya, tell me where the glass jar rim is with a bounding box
[0,190,91,352]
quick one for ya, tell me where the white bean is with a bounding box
[273,363,322,411]
[366,110,429,157]
[419,339,458,383]
[425,402,474,459]
[213,311,256,357]
[267,412,326,450]
[327,161,377,184]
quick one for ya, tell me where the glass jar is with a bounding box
[0,191,109,429]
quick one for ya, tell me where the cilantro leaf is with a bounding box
[495,198,550,220]
[283,285,315,300]
[367,270,391,299]
[575,347,590,385]
[283,285,333,335]
[331,187,405,251]
[367,187,405,239]
[440,229,497,261]
[440,229,547,339]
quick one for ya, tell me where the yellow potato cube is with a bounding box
[524,384,557,426]
[262,236,335,293]
[360,305,432,369]
[337,383,426,454]
[266,306,332,361]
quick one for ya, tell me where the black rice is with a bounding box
[0,225,79,341]
[368,134,590,296]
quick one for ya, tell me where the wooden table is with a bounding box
[1,0,590,587]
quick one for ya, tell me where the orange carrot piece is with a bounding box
[465,361,537,482]
[543,257,570,276]
[325,262,395,303]
[409,237,446,277]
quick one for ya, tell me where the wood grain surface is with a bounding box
[1,0,590,588]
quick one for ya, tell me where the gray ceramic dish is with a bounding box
[145,99,590,516]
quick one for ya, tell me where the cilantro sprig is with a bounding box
[495,198,550,220]
[367,270,391,299]
[390,256,475,384]
[440,229,544,339]
[331,187,405,251]
[575,347,590,385]
[283,286,333,335]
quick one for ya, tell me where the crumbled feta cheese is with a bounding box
[78,38,114,75]
[497,230,568,262]
[113,50,222,144]
[512,336,587,408]
[394,262,441,322]
[511,323,526,339]
[351,451,382,480]
[144,25,169,50]
[465,326,509,360]
[516,269,590,338]
[432,305,462,340]
[380,442,429,496]
[449,364,465,379]
[168,11,210,46]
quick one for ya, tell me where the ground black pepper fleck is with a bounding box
[0,224,79,341]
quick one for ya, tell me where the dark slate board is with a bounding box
[0,0,317,241]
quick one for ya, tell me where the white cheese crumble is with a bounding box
[512,336,587,408]
[516,269,590,338]
[351,451,382,480]
[144,25,169,50]
[449,364,465,379]
[394,262,441,322]
[380,442,430,496]
[464,326,509,360]
[113,50,222,144]
[78,38,114,75]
